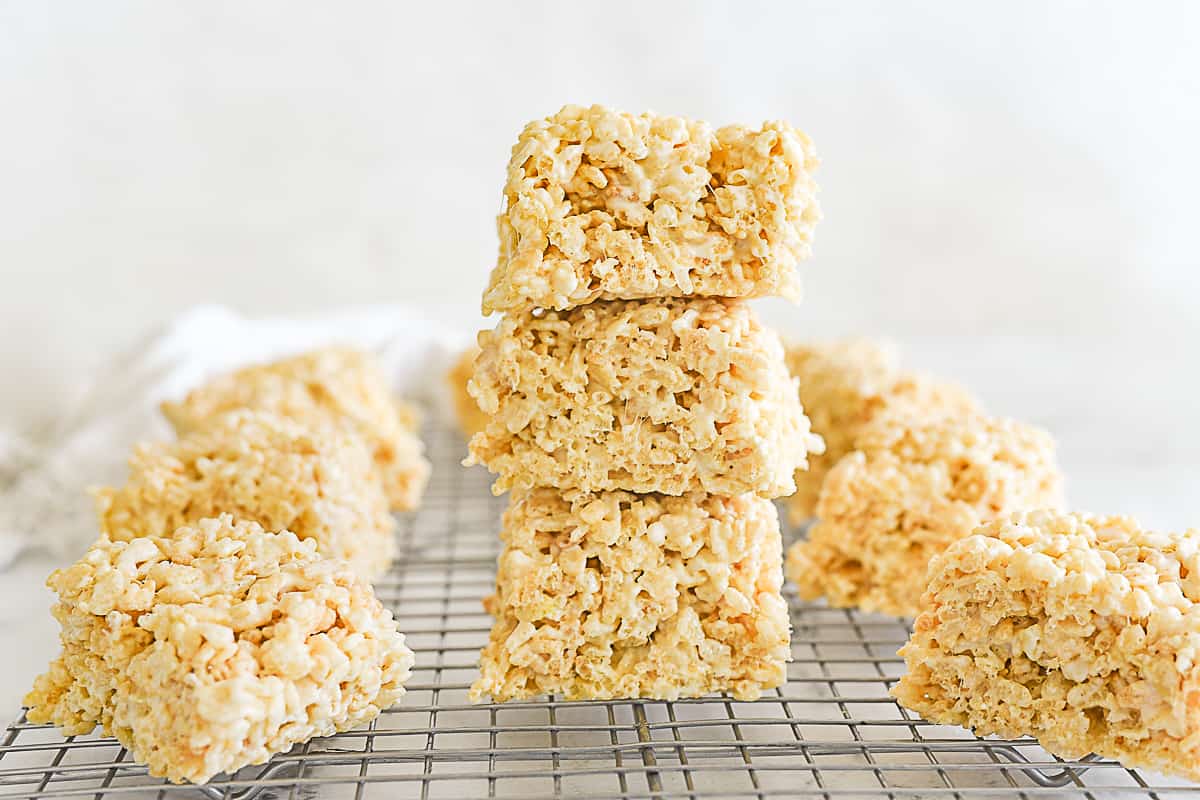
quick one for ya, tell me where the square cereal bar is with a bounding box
[161,347,430,511]
[483,104,820,314]
[95,409,397,580]
[24,515,414,785]
[782,338,979,523]
[894,510,1200,782]
[466,297,823,498]
[469,489,790,702]
[786,411,1063,617]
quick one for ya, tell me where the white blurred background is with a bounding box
[2,1,1198,496]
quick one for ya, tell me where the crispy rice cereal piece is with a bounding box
[161,347,429,510]
[894,511,1200,781]
[447,345,488,437]
[782,339,979,524]
[23,515,414,785]
[469,489,790,702]
[786,411,1063,617]
[466,297,822,498]
[95,410,396,580]
[482,104,820,314]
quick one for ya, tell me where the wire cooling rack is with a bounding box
[2,417,1197,799]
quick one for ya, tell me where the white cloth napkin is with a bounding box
[0,305,472,569]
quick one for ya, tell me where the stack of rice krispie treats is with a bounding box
[24,347,427,784]
[464,104,824,702]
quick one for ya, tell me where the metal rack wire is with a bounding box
[2,417,1197,799]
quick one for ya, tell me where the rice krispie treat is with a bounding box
[782,339,979,524]
[24,515,414,785]
[894,511,1200,781]
[786,411,1063,617]
[482,104,821,314]
[447,345,488,437]
[95,410,396,580]
[466,297,823,497]
[470,489,790,702]
[783,339,898,523]
[161,347,430,510]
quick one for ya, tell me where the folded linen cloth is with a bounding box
[0,305,469,568]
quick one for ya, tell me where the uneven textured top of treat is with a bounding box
[783,339,978,433]
[785,338,900,403]
[816,410,1064,523]
[94,409,396,578]
[852,409,1057,480]
[483,104,820,314]
[159,346,429,510]
[103,410,377,522]
[937,510,1200,618]
[53,515,357,615]
[161,346,411,434]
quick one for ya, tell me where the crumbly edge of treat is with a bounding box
[374,424,431,511]
[95,409,397,580]
[468,488,790,702]
[483,103,819,314]
[785,412,1063,617]
[893,510,1200,781]
[159,346,430,511]
[466,297,822,498]
[447,345,489,437]
[23,515,414,785]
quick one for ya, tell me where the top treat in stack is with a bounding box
[482,104,821,315]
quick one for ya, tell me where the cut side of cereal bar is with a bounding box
[894,510,1200,782]
[466,297,823,498]
[469,489,790,702]
[483,104,821,314]
[24,515,414,785]
[786,410,1063,617]
[161,347,430,511]
[782,338,979,524]
[95,409,397,580]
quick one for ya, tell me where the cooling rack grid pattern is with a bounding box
[1,417,1195,799]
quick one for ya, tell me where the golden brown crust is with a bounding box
[483,104,820,314]
[785,411,1063,616]
[23,515,413,785]
[469,489,790,702]
[894,510,1200,781]
[466,297,822,498]
[95,410,396,580]
[160,347,429,511]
